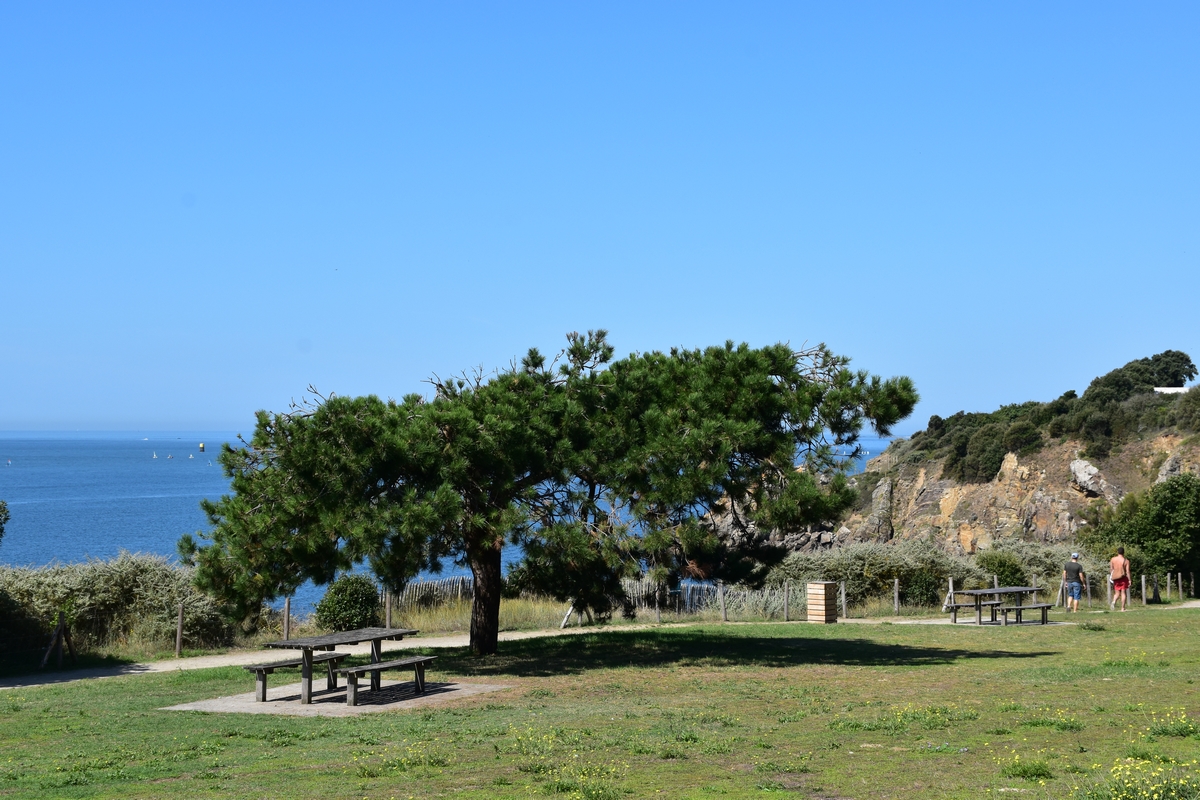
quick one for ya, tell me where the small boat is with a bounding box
[153,452,158,459]
[188,454,194,459]
[167,455,174,459]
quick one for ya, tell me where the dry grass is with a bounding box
[390,596,571,635]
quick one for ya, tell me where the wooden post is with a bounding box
[283,597,291,640]
[718,581,727,622]
[893,578,900,615]
[560,603,574,629]
[1106,575,1112,608]
[655,589,662,624]
[993,574,1000,603]
[175,603,184,658]
[839,581,847,619]
[1153,574,1161,604]
[1141,575,1147,606]
[384,590,392,628]
[1180,573,1186,600]
[1166,574,1171,601]
[784,581,790,622]
[945,577,955,611]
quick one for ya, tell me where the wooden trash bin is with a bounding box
[807,581,838,624]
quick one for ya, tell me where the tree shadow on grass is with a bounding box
[429,628,1060,678]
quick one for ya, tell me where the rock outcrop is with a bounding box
[828,434,1198,555]
[1069,459,1122,503]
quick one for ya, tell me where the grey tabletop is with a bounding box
[262,627,418,649]
[956,587,1038,595]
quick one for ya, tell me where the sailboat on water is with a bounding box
[152,452,158,459]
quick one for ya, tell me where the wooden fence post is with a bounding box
[175,603,184,658]
[839,582,847,619]
[1141,575,1147,606]
[1166,574,1171,602]
[655,588,662,624]
[283,597,291,640]
[1106,576,1112,608]
[718,581,727,622]
[893,578,900,615]
[784,581,790,622]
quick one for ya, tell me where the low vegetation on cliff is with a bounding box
[898,350,1199,481]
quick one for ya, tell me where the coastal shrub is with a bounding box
[764,540,982,606]
[1175,387,1200,432]
[976,549,1027,588]
[315,574,380,631]
[896,351,1198,482]
[0,552,234,653]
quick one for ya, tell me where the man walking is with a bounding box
[1109,547,1131,612]
[1062,553,1086,613]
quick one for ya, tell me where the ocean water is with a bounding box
[0,432,892,614]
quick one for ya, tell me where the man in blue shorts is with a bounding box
[1062,553,1086,612]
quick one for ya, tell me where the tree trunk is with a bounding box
[469,541,503,656]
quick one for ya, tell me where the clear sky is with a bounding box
[2,3,1197,434]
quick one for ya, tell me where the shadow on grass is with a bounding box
[0,653,142,685]
[422,628,1060,678]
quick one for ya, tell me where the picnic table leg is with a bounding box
[414,663,426,694]
[1015,593,1023,625]
[256,670,268,702]
[301,649,313,705]
[326,659,338,692]
[371,640,382,691]
[346,673,358,707]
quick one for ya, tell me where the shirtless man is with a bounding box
[1110,547,1131,611]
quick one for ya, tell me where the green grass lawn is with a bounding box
[1,609,1198,799]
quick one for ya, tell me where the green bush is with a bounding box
[1176,387,1200,432]
[895,351,1198,482]
[765,540,982,605]
[315,574,381,631]
[976,549,1027,588]
[0,553,234,652]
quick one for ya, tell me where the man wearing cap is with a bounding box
[1062,553,1086,613]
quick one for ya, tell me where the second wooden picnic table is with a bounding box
[262,627,418,704]
[953,587,1041,625]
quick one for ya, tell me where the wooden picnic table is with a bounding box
[953,587,1042,625]
[262,627,418,704]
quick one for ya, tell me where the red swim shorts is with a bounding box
[1113,576,1130,591]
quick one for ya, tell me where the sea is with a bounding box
[0,431,893,614]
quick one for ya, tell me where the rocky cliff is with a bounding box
[822,433,1200,555]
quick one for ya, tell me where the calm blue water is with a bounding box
[0,432,891,614]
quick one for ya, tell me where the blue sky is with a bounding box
[2,3,1197,433]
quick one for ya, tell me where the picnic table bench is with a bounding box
[243,652,349,702]
[1001,603,1052,626]
[945,599,1002,624]
[338,655,437,707]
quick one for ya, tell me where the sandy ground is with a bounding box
[4,601,1195,692]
